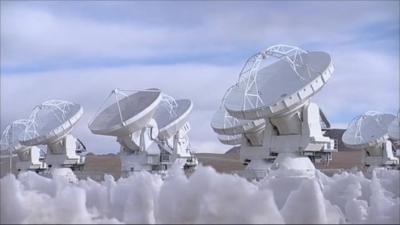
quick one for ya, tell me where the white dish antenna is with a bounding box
[212,44,336,179]
[89,88,162,137]
[1,119,30,153]
[217,134,243,145]
[153,97,198,170]
[388,113,399,140]
[211,106,265,136]
[1,119,46,173]
[154,99,193,140]
[20,100,85,170]
[89,88,197,175]
[224,44,334,120]
[342,111,398,169]
[342,112,395,149]
[21,100,83,146]
[211,85,266,139]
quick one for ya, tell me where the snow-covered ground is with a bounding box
[1,166,399,224]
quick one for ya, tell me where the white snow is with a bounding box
[1,166,399,224]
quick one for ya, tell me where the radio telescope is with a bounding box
[89,88,198,176]
[20,100,86,170]
[388,112,399,141]
[0,119,47,173]
[89,88,163,176]
[153,98,198,171]
[211,85,266,145]
[211,87,272,179]
[215,44,336,177]
[342,112,399,169]
[389,113,400,159]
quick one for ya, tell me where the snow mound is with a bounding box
[1,166,399,224]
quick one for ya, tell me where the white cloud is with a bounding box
[1,1,398,68]
[314,49,399,123]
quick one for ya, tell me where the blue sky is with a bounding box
[1,1,399,154]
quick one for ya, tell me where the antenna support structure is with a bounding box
[89,88,197,177]
[212,44,337,179]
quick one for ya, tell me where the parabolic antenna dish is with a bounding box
[211,106,265,135]
[224,45,334,120]
[217,134,242,145]
[89,88,162,137]
[342,112,396,149]
[388,116,399,140]
[153,99,193,139]
[21,100,83,146]
[0,119,30,153]
[211,85,266,135]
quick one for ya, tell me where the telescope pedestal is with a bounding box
[46,134,85,170]
[240,102,333,179]
[362,141,399,169]
[157,122,198,171]
[118,119,163,176]
[16,146,47,172]
[239,121,272,180]
[120,146,161,177]
[268,102,332,175]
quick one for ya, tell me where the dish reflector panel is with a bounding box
[211,85,266,135]
[89,88,162,137]
[217,134,242,145]
[21,100,83,146]
[211,106,265,135]
[0,119,30,153]
[342,112,395,149]
[388,116,399,140]
[154,99,193,139]
[224,45,334,120]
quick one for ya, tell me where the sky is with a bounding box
[0,1,399,154]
